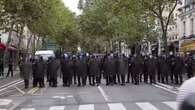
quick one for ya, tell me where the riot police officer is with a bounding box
[61,55,71,87]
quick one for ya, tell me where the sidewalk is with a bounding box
[0,68,21,87]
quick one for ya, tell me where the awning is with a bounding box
[180,40,195,52]
[0,43,6,49]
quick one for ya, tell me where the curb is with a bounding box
[0,99,13,109]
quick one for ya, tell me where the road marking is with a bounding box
[52,96,66,100]
[0,99,12,106]
[152,84,177,94]
[163,101,177,110]
[79,104,94,110]
[49,106,65,110]
[27,87,39,94]
[0,80,23,92]
[108,103,127,110]
[0,79,22,89]
[98,86,109,101]
[21,108,35,110]
[136,102,159,110]
[14,86,25,95]
[27,88,36,94]
[0,89,16,96]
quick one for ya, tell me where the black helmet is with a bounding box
[179,93,195,110]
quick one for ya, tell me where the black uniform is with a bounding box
[89,57,101,86]
[119,55,128,85]
[143,56,149,83]
[103,55,115,85]
[147,56,157,84]
[159,56,169,84]
[185,56,193,79]
[72,57,78,85]
[49,59,60,87]
[77,57,88,86]
[6,59,13,77]
[0,59,4,77]
[20,59,32,89]
[173,56,184,84]
[126,56,131,83]
[169,55,175,83]
[33,58,45,88]
[113,55,120,84]
[131,55,143,85]
[61,58,71,87]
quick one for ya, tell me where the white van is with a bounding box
[35,50,55,61]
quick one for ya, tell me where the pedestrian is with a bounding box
[61,55,71,87]
[49,57,60,87]
[169,52,175,83]
[103,54,111,85]
[173,54,184,84]
[119,54,128,86]
[0,59,4,77]
[20,57,32,89]
[143,55,149,83]
[147,55,157,84]
[185,55,193,79]
[113,53,120,84]
[6,58,13,77]
[126,55,132,83]
[77,54,88,86]
[72,55,78,85]
[33,56,45,88]
[46,57,52,85]
[108,53,115,85]
[89,55,101,86]
[159,55,169,84]
[131,54,143,85]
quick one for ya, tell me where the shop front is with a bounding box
[180,40,195,53]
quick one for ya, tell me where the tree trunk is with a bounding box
[119,41,122,53]
[32,34,36,55]
[35,37,40,51]
[162,30,168,55]
[16,26,24,64]
[26,34,33,51]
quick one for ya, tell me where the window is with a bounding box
[191,18,194,34]
[185,0,193,6]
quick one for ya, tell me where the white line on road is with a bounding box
[79,104,94,110]
[108,103,127,110]
[0,99,13,106]
[21,108,35,110]
[136,102,159,110]
[49,106,65,110]
[163,101,177,110]
[98,86,109,101]
[0,80,23,92]
[14,86,25,95]
[152,84,177,94]
[0,79,22,89]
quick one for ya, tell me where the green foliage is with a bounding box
[78,0,157,52]
[0,0,78,51]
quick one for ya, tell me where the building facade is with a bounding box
[177,0,195,52]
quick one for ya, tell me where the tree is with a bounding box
[0,0,78,60]
[78,0,156,53]
[139,0,178,53]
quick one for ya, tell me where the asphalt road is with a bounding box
[4,79,177,110]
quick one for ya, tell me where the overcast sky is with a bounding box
[62,0,82,15]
